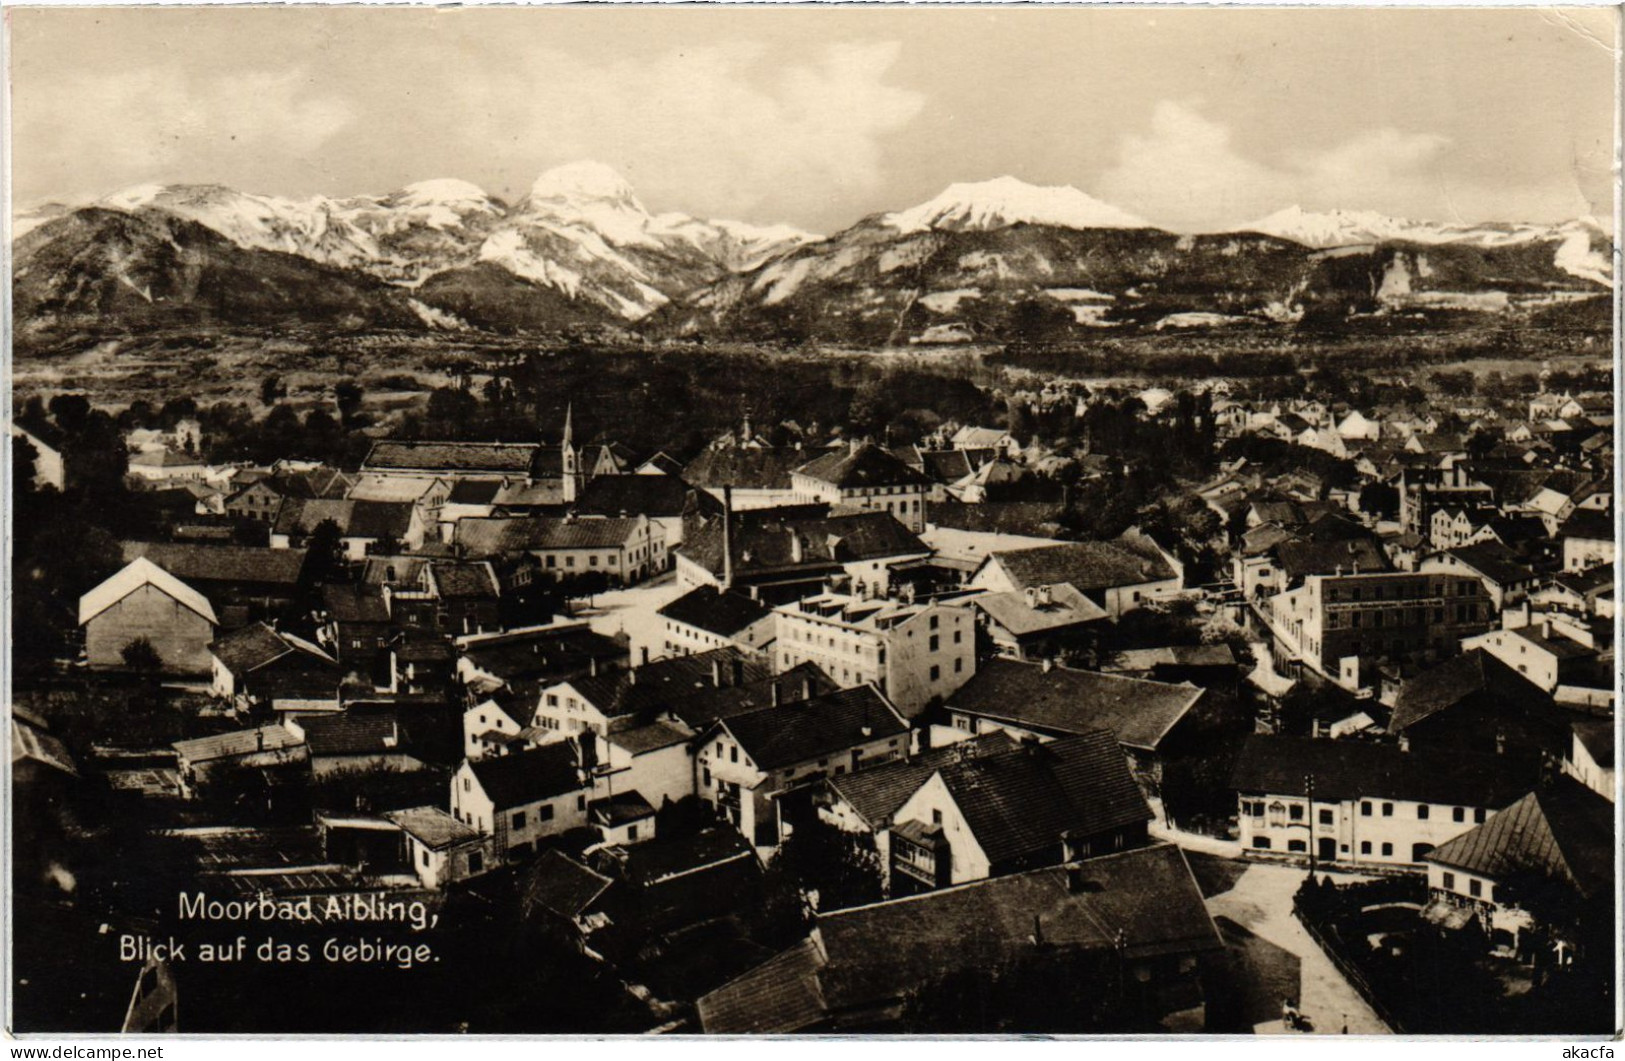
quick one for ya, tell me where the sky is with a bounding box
[7,6,1618,233]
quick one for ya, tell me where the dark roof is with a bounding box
[592,826,754,887]
[986,541,1176,593]
[13,414,66,451]
[948,658,1202,751]
[1480,516,1549,547]
[795,443,932,490]
[1230,734,1537,807]
[121,541,308,587]
[640,452,685,476]
[925,500,1067,536]
[680,511,926,579]
[826,732,1020,829]
[466,742,583,810]
[1570,719,1614,769]
[211,622,297,674]
[661,662,839,730]
[1441,542,1538,586]
[719,685,908,771]
[602,720,694,755]
[1389,650,1543,733]
[272,467,355,500]
[300,713,399,756]
[565,647,774,721]
[590,790,657,826]
[913,449,974,484]
[453,516,646,556]
[1559,509,1615,542]
[322,582,391,624]
[523,850,615,921]
[428,561,499,600]
[681,447,806,490]
[657,585,772,638]
[575,474,694,518]
[460,625,627,684]
[363,440,539,475]
[384,806,480,850]
[446,479,502,505]
[1275,539,1392,581]
[930,733,1152,865]
[1427,779,1614,898]
[700,844,1220,1033]
[273,498,415,539]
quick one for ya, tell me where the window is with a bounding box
[1287,840,1306,853]
[589,556,598,567]
[930,665,941,681]
[627,825,638,842]
[512,811,526,830]
[422,849,430,868]
[566,556,575,569]
[538,804,555,821]
[730,746,739,763]
[1267,801,1286,827]
[929,635,939,652]
[463,777,471,792]
[1318,809,1334,825]
[1382,802,1394,817]
[1252,836,1272,850]
[1474,808,1486,823]
[1361,801,1373,816]
[1381,842,1393,857]
[1442,872,1455,890]
[931,809,943,826]
[1468,879,1482,898]
[953,630,962,644]
[702,767,711,787]
[954,657,963,673]
[576,795,586,810]
[1417,805,1430,820]
[716,741,723,756]
[1288,804,1303,821]
[1360,841,1372,855]
[1453,807,1465,823]
[930,615,939,631]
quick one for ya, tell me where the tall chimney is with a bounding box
[731,658,745,686]
[641,646,650,666]
[720,487,735,591]
[712,659,724,687]
[771,682,782,707]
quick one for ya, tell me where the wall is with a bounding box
[86,584,215,674]
[890,773,989,887]
[884,605,975,718]
[1237,792,1491,867]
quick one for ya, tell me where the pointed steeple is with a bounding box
[561,402,580,504]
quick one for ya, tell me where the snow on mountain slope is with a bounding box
[885,176,1149,234]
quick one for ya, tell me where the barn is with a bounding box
[78,558,218,675]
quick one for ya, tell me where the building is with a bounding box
[949,425,1020,457]
[453,515,666,584]
[533,647,773,740]
[681,447,809,511]
[385,806,492,889]
[1460,622,1599,697]
[463,695,534,760]
[79,558,218,674]
[882,732,1152,895]
[970,584,1110,660]
[454,622,628,698]
[790,443,932,533]
[574,474,707,549]
[1418,542,1538,610]
[696,685,911,845]
[209,622,342,710]
[1387,649,1572,758]
[450,742,590,863]
[945,658,1207,789]
[656,586,776,659]
[271,498,425,560]
[12,417,67,490]
[172,725,308,799]
[970,536,1183,620]
[818,731,1020,837]
[1262,570,1494,692]
[1563,720,1614,801]
[120,541,308,620]
[697,844,1222,1034]
[360,440,554,485]
[1558,510,1614,573]
[772,592,975,717]
[676,510,930,602]
[1230,735,1535,868]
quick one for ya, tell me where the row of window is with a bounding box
[1246,799,1487,825]
[1439,872,1491,899]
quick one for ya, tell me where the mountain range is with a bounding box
[11,165,1613,345]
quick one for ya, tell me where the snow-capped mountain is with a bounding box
[885,176,1149,234]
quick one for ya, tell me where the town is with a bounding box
[10,358,1615,1035]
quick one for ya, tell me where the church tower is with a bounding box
[561,403,581,504]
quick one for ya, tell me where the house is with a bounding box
[676,510,930,602]
[463,694,534,760]
[385,806,492,889]
[944,658,1206,790]
[120,542,308,619]
[697,844,1222,1034]
[453,515,666,584]
[1261,570,1494,692]
[772,593,976,717]
[533,647,774,740]
[949,425,1020,458]
[636,451,684,477]
[595,718,697,812]
[271,498,425,560]
[319,582,394,671]
[172,724,308,799]
[1387,649,1573,759]
[450,742,590,863]
[12,417,67,490]
[455,622,627,698]
[696,684,911,845]
[1101,644,1239,689]
[1230,734,1535,868]
[1424,778,1613,953]
[522,848,618,946]
[79,558,218,674]
[969,583,1110,660]
[1460,622,1599,696]
[579,828,763,948]
[126,448,209,484]
[418,561,503,636]
[1336,411,1382,442]
[790,443,932,533]
[574,474,708,549]
[587,791,658,846]
[681,447,809,511]
[1531,568,1616,621]
[1564,720,1614,802]
[656,585,776,659]
[360,440,552,485]
[1419,542,1539,610]
[209,622,342,710]
[818,731,1020,836]
[1558,510,1614,573]
[881,732,1152,895]
[290,712,423,778]
[970,533,1183,619]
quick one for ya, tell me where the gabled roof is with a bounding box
[445,479,503,505]
[657,585,772,638]
[1275,538,1392,581]
[273,498,416,540]
[716,685,908,771]
[563,647,774,722]
[794,443,932,490]
[1389,650,1542,733]
[362,440,540,475]
[638,452,685,476]
[681,447,807,490]
[1230,734,1536,807]
[679,511,926,579]
[172,724,302,763]
[697,936,827,1034]
[453,516,646,556]
[590,826,755,888]
[12,415,66,452]
[825,732,1020,829]
[322,582,391,624]
[427,561,500,601]
[385,806,481,851]
[926,500,1067,537]
[301,713,399,756]
[1427,779,1614,899]
[466,742,583,810]
[1559,509,1614,542]
[970,584,1108,635]
[983,540,1176,594]
[1570,719,1613,770]
[1438,542,1537,587]
[661,662,838,731]
[121,541,308,587]
[523,849,615,920]
[928,732,1152,865]
[575,474,695,518]
[948,658,1202,752]
[459,624,627,683]
[79,557,217,626]
[211,622,299,675]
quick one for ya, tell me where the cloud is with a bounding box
[1098,101,1466,230]
[13,65,355,198]
[452,41,925,219]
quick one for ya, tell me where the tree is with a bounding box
[48,393,91,435]
[120,637,164,674]
[334,381,364,428]
[1358,481,1400,521]
[260,375,283,406]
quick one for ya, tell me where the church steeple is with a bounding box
[561,403,580,504]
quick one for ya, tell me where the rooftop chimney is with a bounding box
[256,728,266,752]
[731,658,745,686]
[641,646,650,666]
[1398,733,1410,753]
[590,656,598,678]
[711,659,724,687]
[1041,657,1054,673]
[771,682,782,707]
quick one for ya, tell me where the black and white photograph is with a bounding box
[4,3,1620,1041]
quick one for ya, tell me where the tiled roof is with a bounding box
[322,582,391,624]
[523,849,615,920]
[985,541,1175,594]
[428,561,500,600]
[211,622,296,675]
[825,732,1020,829]
[1559,509,1614,542]
[273,498,416,540]
[13,415,66,451]
[1441,542,1537,587]
[697,936,827,1034]
[794,443,932,490]
[122,541,308,587]
[467,742,583,810]
[930,732,1152,865]
[1105,644,1237,671]
[970,584,1109,635]
[385,806,481,851]
[363,440,540,474]
[576,475,695,518]
[446,479,503,505]
[459,624,627,683]
[565,647,774,722]
[453,516,645,556]
[300,713,399,756]
[592,826,754,887]
[79,557,217,627]
[590,790,657,826]
[719,685,908,771]
[1427,779,1614,899]
[948,658,1202,751]
[661,662,838,730]
[657,586,772,638]
[925,500,1067,536]
[173,724,303,763]
[679,511,926,578]
[602,720,694,756]
[681,447,807,490]
[1230,734,1536,807]
[1275,539,1392,581]
[1387,650,1537,733]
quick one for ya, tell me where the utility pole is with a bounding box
[1305,772,1317,877]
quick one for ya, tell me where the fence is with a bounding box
[1293,896,1407,1034]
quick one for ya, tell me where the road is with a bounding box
[569,572,689,664]
[1204,862,1390,1035]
